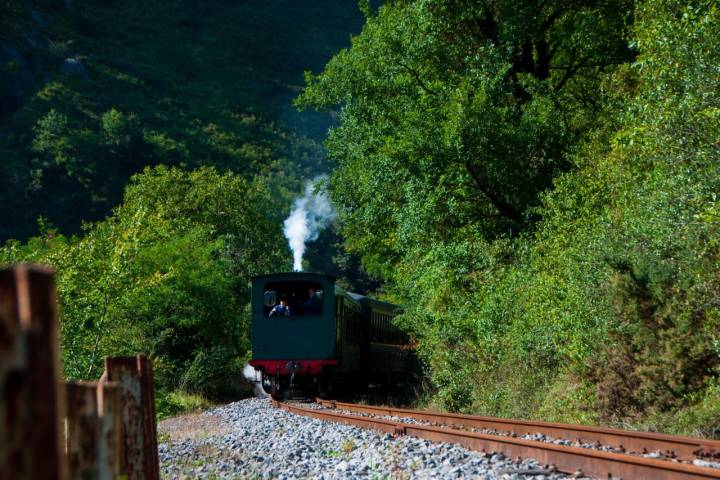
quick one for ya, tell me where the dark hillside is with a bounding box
[0,0,364,241]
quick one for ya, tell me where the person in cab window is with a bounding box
[269,299,291,317]
[301,288,322,315]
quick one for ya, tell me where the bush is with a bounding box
[1,165,289,400]
[156,391,213,420]
[300,0,720,435]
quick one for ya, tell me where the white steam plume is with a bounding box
[243,363,268,397]
[283,177,335,271]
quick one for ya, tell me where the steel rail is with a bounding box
[274,400,720,480]
[315,398,720,461]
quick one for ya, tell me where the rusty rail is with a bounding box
[275,400,720,480]
[315,399,720,461]
[0,265,160,480]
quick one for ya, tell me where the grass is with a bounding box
[631,379,720,438]
[324,449,340,458]
[340,439,356,453]
[156,390,213,420]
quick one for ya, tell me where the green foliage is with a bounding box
[4,0,719,438]
[302,0,720,436]
[645,379,720,438]
[0,0,378,413]
[100,108,138,147]
[31,109,81,178]
[156,390,213,420]
[0,0,365,241]
[579,0,720,421]
[1,166,289,399]
[297,0,634,279]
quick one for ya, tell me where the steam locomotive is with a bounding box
[248,272,409,397]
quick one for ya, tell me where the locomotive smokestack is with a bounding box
[283,177,335,271]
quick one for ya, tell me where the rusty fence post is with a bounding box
[97,381,124,477]
[65,381,123,480]
[104,355,159,480]
[0,264,66,479]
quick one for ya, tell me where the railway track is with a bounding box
[273,398,720,479]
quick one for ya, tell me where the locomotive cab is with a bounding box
[248,272,409,398]
[249,272,338,396]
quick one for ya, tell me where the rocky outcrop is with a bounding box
[60,57,87,79]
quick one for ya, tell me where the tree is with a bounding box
[296,0,634,278]
[1,165,289,399]
[32,109,85,183]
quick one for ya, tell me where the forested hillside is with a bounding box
[3,0,719,435]
[298,0,720,435]
[0,0,367,413]
[0,0,363,241]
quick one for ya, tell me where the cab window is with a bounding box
[263,281,324,317]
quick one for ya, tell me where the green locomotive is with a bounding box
[248,272,409,397]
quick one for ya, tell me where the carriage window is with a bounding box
[263,281,324,317]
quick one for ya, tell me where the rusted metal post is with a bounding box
[104,355,159,480]
[65,381,122,480]
[0,264,66,479]
[97,381,124,478]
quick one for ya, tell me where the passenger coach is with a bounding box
[248,272,409,397]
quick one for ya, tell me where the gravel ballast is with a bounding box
[158,397,590,479]
[305,405,720,469]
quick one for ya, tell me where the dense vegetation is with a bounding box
[2,166,286,400]
[298,0,720,435]
[0,0,364,241]
[3,0,719,435]
[0,0,367,412]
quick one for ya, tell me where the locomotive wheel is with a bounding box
[269,376,291,401]
[261,374,273,395]
[317,373,334,399]
[270,376,279,398]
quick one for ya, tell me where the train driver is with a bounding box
[268,298,291,317]
[301,288,322,315]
